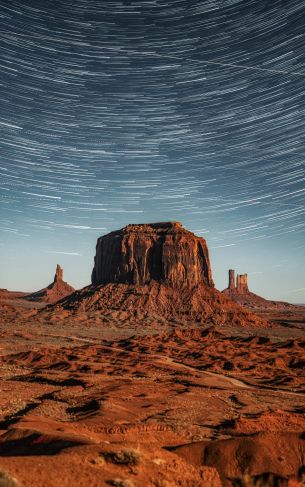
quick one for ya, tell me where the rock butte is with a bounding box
[48,223,267,328]
[91,221,214,288]
[222,269,301,310]
[25,264,75,304]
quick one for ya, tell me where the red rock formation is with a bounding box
[47,223,267,328]
[236,273,249,293]
[172,432,305,487]
[25,265,75,304]
[0,289,26,300]
[54,264,63,282]
[223,269,301,310]
[91,221,214,288]
[228,269,235,290]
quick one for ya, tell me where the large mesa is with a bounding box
[47,223,267,328]
[91,221,214,289]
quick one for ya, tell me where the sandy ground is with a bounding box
[0,298,304,486]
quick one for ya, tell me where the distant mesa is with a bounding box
[0,288,26,300]
[223,269,300,310]
[25,264,75,304]
[226,269,249,294]
[47,223,267,328]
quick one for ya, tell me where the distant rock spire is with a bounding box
[228,269,236,290]
[25,264,74,304]
[236,273,249,293]
[54,264,63,282]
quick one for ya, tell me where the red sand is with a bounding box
[0,296,304,486]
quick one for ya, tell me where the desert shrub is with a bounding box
[106,479,135,487]
[0,471,19,487]
[102,448,141,467]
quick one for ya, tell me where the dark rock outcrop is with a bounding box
[25,265,75,304]
[91,221,214,288]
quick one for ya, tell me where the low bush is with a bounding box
[233,473,300,487]
[102,448,141,467]
[106,479,135,487]
[0,471,19,487]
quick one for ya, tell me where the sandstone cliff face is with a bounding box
[91,222,214,289]
[25,265,75,304]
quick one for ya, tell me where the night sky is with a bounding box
[1,0,305,302]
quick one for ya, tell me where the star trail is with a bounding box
[0,0,305,301]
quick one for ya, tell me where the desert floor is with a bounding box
[0,299,304,486]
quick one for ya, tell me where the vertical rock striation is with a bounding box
[91,222,214,289]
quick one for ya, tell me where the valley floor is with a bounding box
[0,300,304,486]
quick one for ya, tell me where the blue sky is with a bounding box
[0,0,305,302]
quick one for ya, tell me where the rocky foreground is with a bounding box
[0,305,304,486]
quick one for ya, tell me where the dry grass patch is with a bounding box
[0,472,19,487]
[233,473,303,486]
[106,480,135,487]
[102,448,141,467]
